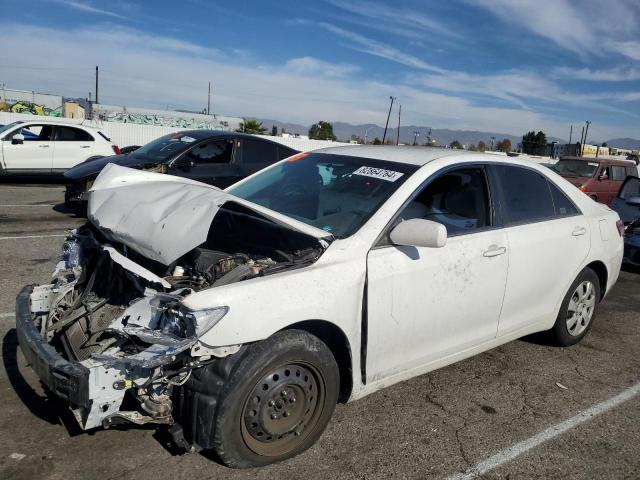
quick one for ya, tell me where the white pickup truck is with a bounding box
[0,120,119,176]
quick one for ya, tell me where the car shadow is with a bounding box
[622,263,640,275]
[52,202,87,219]
[2,328,83,436]
[0,176,68,186]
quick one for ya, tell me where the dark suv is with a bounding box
[64,131,298,206]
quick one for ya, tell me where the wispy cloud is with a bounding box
[53,0,125,19]
[552,66,640,82]
[318,22,446,73]
[467,0,640,61]
[323,0,461,40]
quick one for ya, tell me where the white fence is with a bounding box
[0,112,353,152]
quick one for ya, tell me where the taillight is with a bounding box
[616,220,624,237]
[112,145,121,155]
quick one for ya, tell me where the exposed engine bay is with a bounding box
[27,202,326,431]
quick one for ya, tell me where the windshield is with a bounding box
[132,132,199,162]
[552,160,598,177]
[228,152,418,238]
[0,121,24,136]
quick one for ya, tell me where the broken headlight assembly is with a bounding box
[186,306,230,337]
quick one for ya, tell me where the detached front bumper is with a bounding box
[15,285,90,408]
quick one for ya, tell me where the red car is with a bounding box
[552,156,639,205]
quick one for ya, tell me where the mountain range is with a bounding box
[259,118,639,150]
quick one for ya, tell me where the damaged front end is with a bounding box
[17,166,330,433]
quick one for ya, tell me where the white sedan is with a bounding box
[16,147,623,467]
[0,120,119,175]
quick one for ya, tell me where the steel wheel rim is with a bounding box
[240,362,326,457]
[566,280,596,337]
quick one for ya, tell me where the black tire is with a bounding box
[548,267,600,346]
[197,330,339,468]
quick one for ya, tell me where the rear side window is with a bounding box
[55,127,94,141]
[494,165,555,225]
[277,145,298,160]
[548,181,579,216]
[243,139,278,166]
[611,166,626,181]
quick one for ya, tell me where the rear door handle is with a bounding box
[80,145,91,148]
[483,245,507,257]
[572,227,587,236]
[39,144,50,148]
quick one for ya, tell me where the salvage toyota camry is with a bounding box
[16,147,623,467]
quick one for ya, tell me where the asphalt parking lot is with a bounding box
[0,182,638,480]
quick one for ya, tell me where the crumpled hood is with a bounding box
[87,164,332,265]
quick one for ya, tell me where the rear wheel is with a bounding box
[212,330,339,468]
[548,268,600,346]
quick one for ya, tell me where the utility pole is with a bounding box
[491,136,495,151]
[95,66,99,105]
[396,104,401,145]
[413,130,419,146]
[382,96,395,144]
[583,121,591,155]
[578,126,585,156]
[207,81,211,115]
[568,124,573,144]
[427,127,432,145]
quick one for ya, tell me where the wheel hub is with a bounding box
[243,364,318,444]
[566,280,596,337]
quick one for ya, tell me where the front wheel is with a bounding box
[548,267,600,346]
[212,330,339,468]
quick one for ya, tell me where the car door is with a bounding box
[609,165,627,206]
[1,124,54,172]
[366,165,509,381]
[169,138,239,186]
[490,165,590,336]
[52,126,95,171]
[611,176,640,223]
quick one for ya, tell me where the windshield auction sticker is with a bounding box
[353,166,404,182]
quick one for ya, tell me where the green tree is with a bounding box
[308,121,337,141]
[477,140,486,152]
[271,124,278,136]
[522,130,547,155]
[236,118,267,134]
[468,144,478,151]
[351,134,364,144]
[372,137,382,145]
[495,138,512,152]
[450,139,463,149]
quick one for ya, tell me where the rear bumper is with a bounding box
[15,285,90,409]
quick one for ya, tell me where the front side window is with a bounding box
[9,124,53,141]
[184,139,233,164]
[495,165,555,225]
[397,167,490,235]
[228,153,418,238]
[54,126,94,141]
[611,166,626,181]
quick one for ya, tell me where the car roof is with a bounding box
[18,120,100,131]
[314,145,487,166]
[559,156,635,166]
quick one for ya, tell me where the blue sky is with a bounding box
[1,0,639,141]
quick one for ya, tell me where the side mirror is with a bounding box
[389,219,447,248]
[626,196,640,207]
[11,133,25,145]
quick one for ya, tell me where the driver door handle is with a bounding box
[39,144,50,148]
[483,245,507,257]
[572,226,587,236]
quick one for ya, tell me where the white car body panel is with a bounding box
[85,148,624,402]
[0,120,116,172]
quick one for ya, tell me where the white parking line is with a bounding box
[0,204,56,207]
[0,312,14,319]
[0,234,66,241]
[447,382,640,479]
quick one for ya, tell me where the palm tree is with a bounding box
[236,119,267,134]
